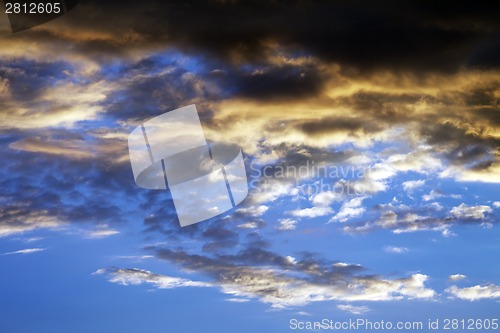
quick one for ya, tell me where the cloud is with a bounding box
[450,204,492,220]
[312,191,342,207]
[234,205,269,217]
[237,222,260,229]
[8,131,130,165]
[422,190,444,202]
[387,149,442,174]
[101,254,437,309]
[114,255,154,261]
[276,218,298,231]
[346,211,448,235]
[0,208,64,238]
[337,304,370,315]
[343,200,498,236]
[8,1,500,74]
[125,248,437,309]
[47,0,498,73]
[329,196,366,223]
[0,1,499,317]
[446,284,500,301]
[289,206,334,218]
[384,246,409,254]
[0,63,112,130]
[94,267,211,289]
[402,180,425,192]
[84,228,120,239]
[10,137,96,160]
[449,274,467,281]
[2,248,46,255]
[226,298,250,303]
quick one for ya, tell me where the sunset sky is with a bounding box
[0,1,499,332]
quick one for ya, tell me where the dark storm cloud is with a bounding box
[69,0,500,72]
[298,117,383,136]
[475,107,500,126]
[227,64,326,101]
[421,122,499,170]
[102,55,213,120]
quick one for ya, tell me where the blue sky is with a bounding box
[0,1,499,332]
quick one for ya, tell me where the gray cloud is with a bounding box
[124,246,437,308]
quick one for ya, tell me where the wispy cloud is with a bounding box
[384,246,409,254]
[337,304,370,315]
[84,229,120,239]
[94,268,211,289]
[0,209,64,238]
[2,248,46,255]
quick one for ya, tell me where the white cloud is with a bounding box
[422,190,443,202]
[440,163,500,184]
[251,180,294,203]
[384,246,409,254]
[276,218,298,231]
[333,262,360,268]
[219,272,435,308]
[296,311,313,317]
[289,206,333,218]
[312,191,341,207]
[94,268,211,289]
[347,163,395,195]
[237,222,260,229]
[387,149,442,174]
[351,178,388,194]
[450,204,492,220]
[84,228,120,239]
[329,196,366,223]
[493,201,500,208]
[2,248,46,255]
[429,202,444,211]
[366,163,396,181]
[402,180,425,192]
[446,284,500,301]
[114,255,154,261]
[337,304,370,315]
[226,298,250,303]
[235,205,269,217]
[448,274,466,281]
[284,256,297,265]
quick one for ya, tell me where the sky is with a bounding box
[0,1,499,332]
